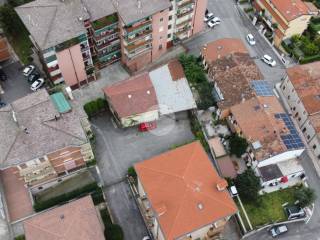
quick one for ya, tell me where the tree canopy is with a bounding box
[235,169,261,203]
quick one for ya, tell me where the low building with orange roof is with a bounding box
[280,61,320,173]
[23,196,105,240]
[200,38,263,118]
[229,96,305,192]
[134,141,237,240]
[252,0,312,46]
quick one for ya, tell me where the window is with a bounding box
[313,145,317,149]
[169,6,173,11]
[307,135,310,140]
[160,36,162,40]
[282,86,286,90]
[292,88,295,92]
[297,100,301,104]
[294,112,299,118]
[168,24,172,29]
[169,15,173,20]
[302,127,306,133]
[167,33,171,38]
[298,117,301,121]
[318,155,320,159]
[293,107,296,111]
[159,44,162,50]
[160,18,163,22]
[288,95,291,100]
[303,110,306,115]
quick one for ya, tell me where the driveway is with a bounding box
[0,62,32,103]
[184,0,286,85]
[92,111,194,240]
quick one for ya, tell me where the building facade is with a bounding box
[252,0,312,47]
[16,0,207,88]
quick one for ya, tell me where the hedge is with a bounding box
[100,210,124,240]
[299,54,320,64]
[91,187,105,205]
[33,182,100,212]
[83,98,108,118]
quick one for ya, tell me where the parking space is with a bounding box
[91,110,194,240]
[0,62,32,103]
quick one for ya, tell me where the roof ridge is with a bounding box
[42,5,59,49]
[3,132,21,164]
[25,220,62,238]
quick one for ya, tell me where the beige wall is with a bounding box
[285,15,311,39]
[120,110,159,127]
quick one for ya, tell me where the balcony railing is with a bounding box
[125,39,152,52]
[125,44,152,59]
[177,0,195,8]
[124,29,152,44]
[124,19,152,36]
[95,39,120,51]
[176,8,194,18]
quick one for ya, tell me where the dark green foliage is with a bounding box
[91,187,105,205]
[300,55,320,64]
[294,186,316,208]
[100,210,124,240]
[179,54,216,110]
[189,112,210,152]
[229,134,248,158]
[83,98,108,118]
[127,166,137,178]
[34,182,101,212]
[235,169,261,203]
[14,235,25,240]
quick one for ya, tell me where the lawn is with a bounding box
[241,187,297,228]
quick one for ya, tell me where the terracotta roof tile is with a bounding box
[270,0,310,21]
[103,72,158,118]
[135,141,237,240]
[23,196,105,240]
[167,59,185,81]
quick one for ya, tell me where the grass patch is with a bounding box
[242,187,296,228]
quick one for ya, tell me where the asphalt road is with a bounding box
[184,0,287,85]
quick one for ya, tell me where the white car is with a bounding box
[262,54,276,67]
[23,65,35,77]
[142,237,151,240]
[269,225,288,238]
[207,17,221,28]
[246,33,256,45]
[30,78,44,91]
[204,13,214,22]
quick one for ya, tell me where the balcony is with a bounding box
[124,29,152,44]
[92,14,118,31]
[176,18,192,28]
[95,38,120,51]
[124,19,152,36]
[177,0,195,9]
[94,28,119,41]
[176,8,194,18]
[125,44,152,59]
[125,39,152,52]
[176,25,191,36]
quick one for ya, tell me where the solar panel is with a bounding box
[275,113,305,150]
[251,80,274,96]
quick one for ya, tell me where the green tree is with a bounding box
[0,4,24,35]
[235,169,261,202]
[294,186,316,208]
[302,42,319,56]
[229,134,248,157]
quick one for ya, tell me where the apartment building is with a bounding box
[16,0,207,88]
[134,141,237,240]
[201,38,263,118]
[252,0,312,46]
[228,96,305,192]
[280,62,320,170]
[0,89,94,186]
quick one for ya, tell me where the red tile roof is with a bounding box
[103,72,158,118]
[270,0,310,21]
[135,141,237,240]
[167,59,185,81]
[23,196,105,240]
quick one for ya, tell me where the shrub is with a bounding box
[127,166,137,178]
[301,42,319,56]
[100,210,124,240]
[235,169,261,203]
[91,188,105,205]
[229,134,248,158]
[34,182,100,212]
[294,187,316,208]
[83,98,107,118]
[299,54,320,64]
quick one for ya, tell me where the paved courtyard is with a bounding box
[91,111,194,240]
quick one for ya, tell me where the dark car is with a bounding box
[269,225,288,238]
[0,101,6,108]
[0,68,7,81]
[284,205,306,220]
[28,72,40,83]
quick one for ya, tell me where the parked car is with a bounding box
[28,72,40,83]
[269,225,288,238]
[207,17,221,28]
[262,54,276,67]
[30,78,44,91]
[23,64,36,77]
[284,205,306,220]
[246,33,256,45]
[142,237,150,240]
[204,12,214,22]
[0,100,6,108]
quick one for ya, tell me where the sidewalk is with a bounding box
[275,82,320,177]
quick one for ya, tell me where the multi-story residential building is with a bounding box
[134,141,238,240]
[252,0,312,47]
[0,89,94,221]
[228,96,305,192]
[201,38,263,118]
[23,196,105,240]
[280,62,320,171]
[16,0,207,88]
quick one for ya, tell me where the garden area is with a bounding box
[0,0,33,63]
[282,17,320,64]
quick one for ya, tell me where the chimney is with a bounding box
[216,179,227,191]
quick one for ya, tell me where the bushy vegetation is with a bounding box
[189,112,210,152]
[235,169,261,203]
[179,54,216,110]
[100,210,124,240]
[294,186,316,208]
[127,166,137,178]
[229,134,248,158]
[34,182,101,212]
[83,98,108,118]
[14,235,25,240]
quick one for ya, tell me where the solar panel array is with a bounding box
[251,80,274,96]
[275,113,305,149]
